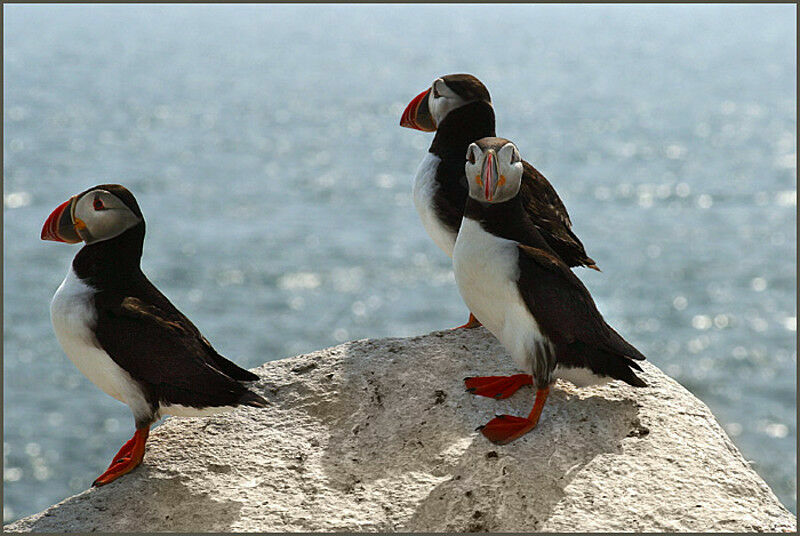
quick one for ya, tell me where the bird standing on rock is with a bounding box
[452,139,646,444]
[42,184,267,486]
[400,74,598,329]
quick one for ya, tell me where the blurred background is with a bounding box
[3,4,795,521]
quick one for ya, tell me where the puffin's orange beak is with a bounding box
[41,196,82,243]
[484,151,499,202]
[400,89,436,132]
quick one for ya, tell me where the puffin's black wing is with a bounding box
[516,245,646,386]
[518,161,598,270]
[93,291,267,410]
[123,278,258,383]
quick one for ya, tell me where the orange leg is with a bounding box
[464,374,533,399]
[453,312,482,330]
[92,427,150,487]
[478,387,550,444]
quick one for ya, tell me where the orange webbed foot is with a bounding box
[478,414,539,444]
[93,427,149,487]
[105,436,136,469]
[476,387,550,444]
[452,312,482,330]
[464,374,533,399]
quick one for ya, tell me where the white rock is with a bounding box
[4,329,795,532]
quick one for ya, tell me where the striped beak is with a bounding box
[400,89,436,132]
[483,150,499,202]
[41,196,82,243]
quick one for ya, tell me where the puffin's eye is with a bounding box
[510,147,521,164]
[93,198,105,211]
[467,149,476,165]
[432,85,441,99]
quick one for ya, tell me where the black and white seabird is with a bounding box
[400,74,598,329]
[453,138,645,444]
[41,184,267,486]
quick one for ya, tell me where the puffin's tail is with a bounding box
[604,354,647,388]
[566,334,648,388]
[597,323,648,387]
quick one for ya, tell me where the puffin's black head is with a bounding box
[400,73,492,132]
[41,184,144,245]
[465,137,524,204]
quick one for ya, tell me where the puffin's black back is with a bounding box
[428,101,497,236]
[430,100,496,160]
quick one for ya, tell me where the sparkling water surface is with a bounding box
[4,4,796,521]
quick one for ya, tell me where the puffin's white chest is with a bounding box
[453,218,549,371]
[50,266,149,417]
[412,152,457,257]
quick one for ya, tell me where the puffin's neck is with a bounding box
[72,222,146,290]
[429,100,496,161]
[464,195,553,254]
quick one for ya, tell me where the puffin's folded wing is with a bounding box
[93,293,262,409]
[120,287,260,383]
[520,161,573,228]
[519,161,597,269]
[516,245,642,362]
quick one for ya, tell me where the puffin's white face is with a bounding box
[42,186,143,245]
[427,78,469,127]
[72,189,142,244]
[465,139,523,204]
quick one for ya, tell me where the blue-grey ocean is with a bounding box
[3,4,796,521]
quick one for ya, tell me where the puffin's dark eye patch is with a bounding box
[93,198,105,211]
[468,149,476,164]
[432,85,441,99]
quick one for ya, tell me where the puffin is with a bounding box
[452,138,646,444]
[400,74,598,329]
[41,184,267,486]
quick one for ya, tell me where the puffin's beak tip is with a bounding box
[41,198,81,243]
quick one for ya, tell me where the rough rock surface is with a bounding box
[5,329,796,532]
